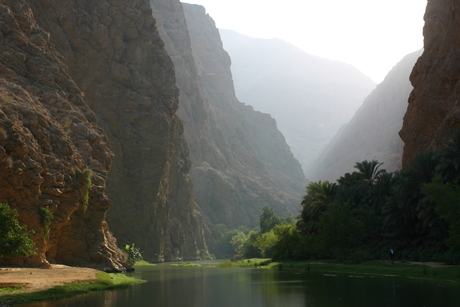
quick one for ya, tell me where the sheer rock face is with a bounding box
[400,0,460,167]
[23,0,207,262]
[150,1,305,230]
[310,50,422,181]
[0,0,127,270]
[178,4,306,228]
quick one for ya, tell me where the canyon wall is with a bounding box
[25,0,208,262]
[310,50,421,181]
[220,29,376,176]
[183,4,306,227]
[0,0,126,270]
[152,2,306,229]
[400,0,460,167]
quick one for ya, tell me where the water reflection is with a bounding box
[22,264,460,307]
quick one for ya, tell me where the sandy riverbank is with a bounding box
[0,265,99,295]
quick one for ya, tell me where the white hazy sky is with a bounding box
[182,0,427,83]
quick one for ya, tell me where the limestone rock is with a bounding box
[150,1,306,232]
[400,0,460,167]
[24,0,208,262]
[0,0,127,271]
[181,4,307,228]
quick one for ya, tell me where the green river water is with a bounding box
[22,262,460,306]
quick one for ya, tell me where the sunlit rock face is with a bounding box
[0,0,127,271]
[25,0,208,262]
[154,2,306,229]
[220,30,376,177]
[309,50,422,181]
[400,0,460,167]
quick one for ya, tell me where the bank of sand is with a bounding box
[0,264,99,295]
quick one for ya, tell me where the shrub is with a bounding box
[77,169,93,210]
[0,203,36,257]
[125,243,143,265]
[39,207,53,240]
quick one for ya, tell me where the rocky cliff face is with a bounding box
[400,0,460,167]
[152,3,306,229]
[309,50,422,181]
[23,0,207,262]
[0,0,126,270]
[184,4,306,227]
[220,29,376,176]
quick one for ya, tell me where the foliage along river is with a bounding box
[23,261,460,307]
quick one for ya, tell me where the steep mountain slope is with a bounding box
[0,0,126,270]
[170,3,306,228]
[309,50,422,181]
[400,0,460,167]
[25,0,207,262]
[220,29,376,175]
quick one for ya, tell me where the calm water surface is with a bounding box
[23,261,460,307]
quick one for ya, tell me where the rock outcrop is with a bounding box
[152,3,306,229]
[23,0,208,262]
[400,0,460,167]
[309,50,422,181]
[220,29,376,176]
[0,0,126,270]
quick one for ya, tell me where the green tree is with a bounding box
[215,224,239,257]
[299,181,337,234]
[124,243,143,264]
[317,203,364,260]
[422,177,460,252]
[254,230,278,257]
[259,206,281,233]
[230,231,261,258]
[354,160,386,190]
[271,223,306,260]
[0,204,36,258]
[384,151,446,250]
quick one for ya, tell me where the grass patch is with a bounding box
[171,262,202,267]
[217,258,272,268]
[0,271,145,305]
[134,260,157,266]
[0,285,25,294]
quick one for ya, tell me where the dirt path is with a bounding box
[0,265,99,295]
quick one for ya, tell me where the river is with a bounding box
[22,261,460,306]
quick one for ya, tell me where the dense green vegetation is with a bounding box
[124,243,143,265]
[0,272,145,305]
[216,129,460,264]
[0,203,36,258]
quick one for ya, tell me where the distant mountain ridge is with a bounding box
[220,29,376,176]
[308,50,422,181]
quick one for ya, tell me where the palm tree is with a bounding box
[385,151,446,248]
[299,181,337,234]
[354,160,386,190]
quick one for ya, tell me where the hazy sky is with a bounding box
[182,0,427,83]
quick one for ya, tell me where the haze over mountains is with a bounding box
[220,29,376,176]
[309,50,423,181]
